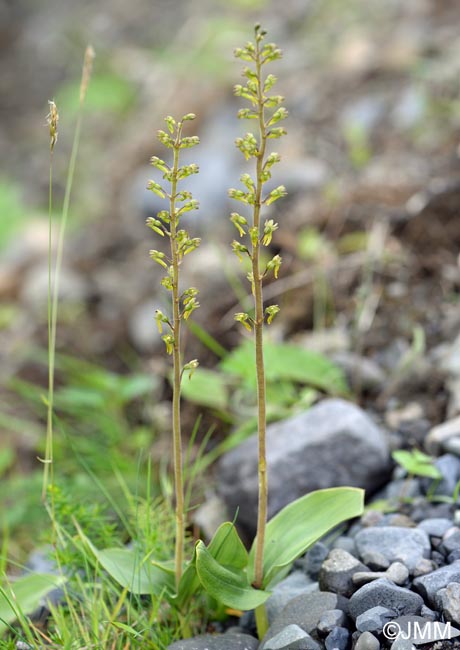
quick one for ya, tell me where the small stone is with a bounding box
[442,528,460,555]
[305,542,330,580]
[386,562,410,585]
[261,592,341,647]
[354,631,380,650]
[420,605,438,621]
[413,558,435,577]
[325,626,350,650]
[417,518,453,538]
[349,579,424,620]
[263,624,319,650]
[354,526,430,572]
[424,454,460,497]
[448,549,460,563]
[265,571,318,623]
[385,514,416,528]
[359,551,390,571]
[167,633,259,650]
[412,559,460,606]
[332,536,357,556]
[319,549,368,596]
[317,609,347,635]
[439,582,460,625]
[444,436,460,456]
[426,415,460,454]
[356,606,396,633]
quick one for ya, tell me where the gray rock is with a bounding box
[167,633,258,650]
[305,542,330,580]
[353,562,409,588]
[332,536,357,556]
[317,609,347,635]
[426,416,460,454]
[417,518,453,538]
[265,571,318,623]
[354,527,430,572]
[261,592,340,648]
[442,528,460,555]
[325,627,350,650]
[413,560,460,606]
[424,454,460,497]
[349,579,424,620]
[420,605,438,621]
[391,614,460,644]
[359,551,390,571]
[218,399,390,534]
[263,624,319,650]
[354,631,380,650]
[356,606,396,633]
[439,582,460,625]
[331,352,386,393]
[319,549,368,596]
[412,558,435,577]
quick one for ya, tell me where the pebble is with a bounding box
[354,631,380,650]
[261,592,341,647]
[317,609,347,635]
[353,562,409,587]
[417,518,453,538]
[305,542,330,580]
[441,527,460,555]
[356,606,396,633]
[412,560,460,606]
[425,454,460,497]
[438,582,460,625]
[412,558,435,577]
[359,551,390,571]
[349,578,424,620]
[324,626,350,650]
[263,624,319,650]
[265,571,318,623]
[426,417,460,455]
[354,526,430,572]
[319,549,369,596]
[167,633,259,650]
[420,604,438,621]
[332,536,357,556]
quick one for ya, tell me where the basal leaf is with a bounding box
[221,341,348,395]
[248,487,364,587]
[89,546,174,596]
[195,541,270,610]
[208,522,248,570]
[180,368,228,411]
[0,573,66,636]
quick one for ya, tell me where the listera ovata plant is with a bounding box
[87,26,364,641]
[229,22,286,590]
[147,112,201,589]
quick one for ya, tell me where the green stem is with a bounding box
[171,124,185,590]
[255,602,269,639]
[252,37,268,590]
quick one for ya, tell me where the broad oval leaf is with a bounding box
[248,487,364,587]
[180,368,228,411]
[0,573,66,636]
[208,522,248,570]
[90,547,174,597]
[195,541,270,610]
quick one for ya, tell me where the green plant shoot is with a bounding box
[147,113,201,589]
[230,23,286,590]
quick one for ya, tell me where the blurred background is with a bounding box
[1,0,460,561]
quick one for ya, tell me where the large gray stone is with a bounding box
[412,560,460,606]
[218,399,390,533]
[261,592,341,649]
[319,548,368,596]
[354,527,430,573]
[167,633,258,650]
[349,579,424,620]
[263,624,319,650]
[265,571,318,623]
